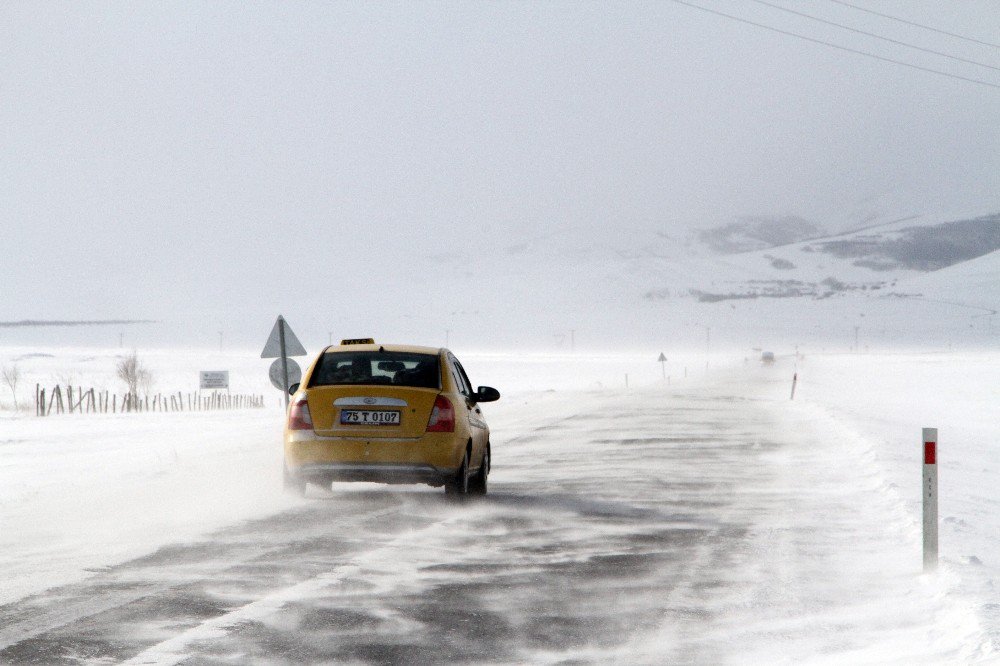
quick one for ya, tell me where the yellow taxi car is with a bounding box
[283,339,499,496]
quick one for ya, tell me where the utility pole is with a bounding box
[693,323,711,371]
[705,326,711,370]
[854,325,860,353]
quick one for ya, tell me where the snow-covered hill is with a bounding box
[0,214,995,353]
[669,212,1000,303]
[436,211,1000,351]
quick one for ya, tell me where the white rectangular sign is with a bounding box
[200,371,229,390]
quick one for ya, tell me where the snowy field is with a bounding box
[0,345,998,662]
[793,351,1000,649]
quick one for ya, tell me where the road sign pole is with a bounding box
[922,427,938,572]
[279,316,290,409]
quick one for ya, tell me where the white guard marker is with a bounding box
[922,427,938,572]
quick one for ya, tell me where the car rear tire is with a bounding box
[445,451,470,496]
[469,445,489,496]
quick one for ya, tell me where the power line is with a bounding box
[748,0,1000,73]
[825,0,1000,51]
[667,0,1000,90]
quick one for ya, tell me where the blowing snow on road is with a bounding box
[0,355,990,664]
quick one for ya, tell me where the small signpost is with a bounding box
[199,371,229,391]
[657,352,667,381]
[261,315,307,408]
[923,427,938,572]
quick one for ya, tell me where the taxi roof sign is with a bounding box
[340,338,375,345]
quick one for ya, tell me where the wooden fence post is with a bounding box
[34,387,273,416]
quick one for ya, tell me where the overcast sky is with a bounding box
[2,1,999,347]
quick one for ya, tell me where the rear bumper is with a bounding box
[284,431,464,482]
[292,462,454,487]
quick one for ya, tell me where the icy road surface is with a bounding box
[0,370,990,664]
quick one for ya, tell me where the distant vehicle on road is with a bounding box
[283,339,499,497]
[761,351,775,364]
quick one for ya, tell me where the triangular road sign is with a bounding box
[261,316,307,358]
[657,352,667,362]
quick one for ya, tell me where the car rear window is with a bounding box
[308,352,441,389]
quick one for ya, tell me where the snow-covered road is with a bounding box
[0,363,990,664]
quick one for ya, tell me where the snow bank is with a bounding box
[794,351,1000,646]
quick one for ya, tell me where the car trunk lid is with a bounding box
[306,386,440,438]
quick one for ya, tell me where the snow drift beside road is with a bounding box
[795,351,1000,648]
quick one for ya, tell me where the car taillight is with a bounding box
[288,397,313,431]
[426,394,454,432]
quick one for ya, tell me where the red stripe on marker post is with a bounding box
[924,441,937,465]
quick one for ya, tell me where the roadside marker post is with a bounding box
[790,372,798,400]
[922,427,938,572]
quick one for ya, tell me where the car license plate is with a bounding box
[340,409,401,426]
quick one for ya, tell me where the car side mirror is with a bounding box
[288,382,300,395]
[473,386,500,403]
